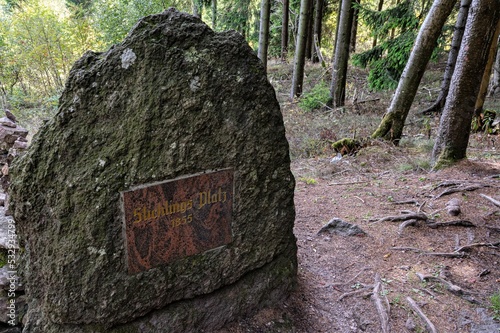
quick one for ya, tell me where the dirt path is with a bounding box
[221,155,500,333]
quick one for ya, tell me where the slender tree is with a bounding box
[372,0,384,47]
[371,0,456,144]
[422,0,471,114]
[489,35,500,96]
[312,0,324,63]
[432,0,500,167]
[473,20,500,115]
[330,0,353,107]
[350,0,360,52]
[290,0,313,98]
[281,0,289,61]
[258,0,271,70]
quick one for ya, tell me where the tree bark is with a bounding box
[330,0,353,107]
[372,0,384,48]
[258,0,272,70]
[305,0,315,59]
[312,0,324,63]
[350,0,360,53]
[422,0,471,114]
[371,0,457,144]
[291,0,313,98]
[281,0,290,61]
[489,35,500,96]
[432,0,500,168]
[473,20,500,115]
[212,0,217,30]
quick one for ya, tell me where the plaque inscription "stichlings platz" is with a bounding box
[122,169,233,274]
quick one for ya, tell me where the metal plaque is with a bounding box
[122,169,233,274]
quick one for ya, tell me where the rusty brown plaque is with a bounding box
[122,169,233,274]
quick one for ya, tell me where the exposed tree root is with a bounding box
[426,220,475,228]
[398,219,417,235]
[454,241,500,253]
[434,183,491,198]
[406,297,438,333]
[480,193,500,208]
[337,287,372,302]
[390,247,467,258]
[415,272,477,300]
[373,212,428,223]
[372,274,390,333]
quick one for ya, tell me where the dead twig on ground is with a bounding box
[372,274,390,333]
[480,193,500,208]
[406,297,438,333]
[337,287,372,302]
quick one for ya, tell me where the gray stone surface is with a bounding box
[10,8,296,333]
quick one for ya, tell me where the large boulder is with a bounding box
[10,8,297,333]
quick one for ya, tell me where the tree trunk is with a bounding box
[258,0,272,70]
[212,0,217,30]
[489,35,500,96]
[350,0,360,53]
[372,0,384,48]
[422,0,471,114]
[291,0,313,98]
[330,0,353,107]
[432,0,500,168]
[305,0,315,59]
[312,0,324,63]
[371,0,456,144]
[281,0,290,62]
[192,0,202,19]
[473,20,500,115]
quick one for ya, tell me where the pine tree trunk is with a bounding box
[372,0,384,48]
[212,0,217,30]
[489,35,500,96]
[350,0,360,53]
[281,0,290,61]
[330,0,353,107]
[291,0,313,98]
[422,0,471,114]
[432,0,500,168]
[474,20,500,115]
[371,0,456,144]
[305,0,315,60]
[258,0,272,70]
[312,0,324,63]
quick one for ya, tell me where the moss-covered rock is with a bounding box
[10,9,296,333]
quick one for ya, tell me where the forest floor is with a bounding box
[220,61,500,332]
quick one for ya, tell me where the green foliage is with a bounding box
[491,290,500,321]
[352,0,419,90]
[90,0,180,48]
[299,81,331,111]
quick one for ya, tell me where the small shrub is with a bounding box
[299,81,331,111]
[491,291,500,321]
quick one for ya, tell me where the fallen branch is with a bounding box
[426,220,475,229]
[480,193,500,208]
[372,274,390,333]
[406,297,437,333]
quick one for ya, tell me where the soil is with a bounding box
[220,154,500,333]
